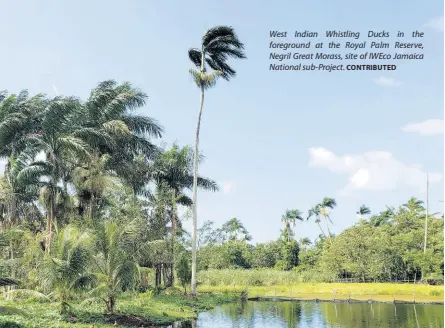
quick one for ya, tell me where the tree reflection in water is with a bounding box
[190,301,443,328]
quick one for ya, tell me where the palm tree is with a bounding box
[367,206,394,227]
[72,154,119,220]
[319,197,337,241]
[0,90,46,161]
[88,220,140,313]
[298,237,312,252]
[403,197,425,211]
[221,218,251,242]
[307,204,326,238]
[281,209,304,242]
[151,144,218,286]
[38,225,93,314]
[1,152,42,227]
[23,97,93,250]
[76,80,163,182]
[188,26,246,295]
[356,205,371,223]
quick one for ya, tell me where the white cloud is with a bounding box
[222,181,235,194]
[373,76,401,87]
[402,119,444,136]
[308,147,442,193]
[425,16,444,32]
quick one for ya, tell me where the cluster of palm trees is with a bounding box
[281,199,375,244]
[280,197,338,243]
[0,24,248,298]
[0,78,224,311]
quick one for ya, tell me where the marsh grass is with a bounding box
[198,283,444,303]
[0,289,238,327]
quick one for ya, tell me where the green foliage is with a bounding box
[88,220,141,313]
[176,254,192,293]
[0,79,442,327]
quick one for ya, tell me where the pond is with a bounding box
[173,300,444,328]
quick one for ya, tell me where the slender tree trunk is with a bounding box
[317,221,326,238]
[155,265,161,287]
[9,194,17,227]
[191,59,205,295]
[46,186,55,253]
[171,191,177,287]
[422,175,429,281]
[323,216,332,243]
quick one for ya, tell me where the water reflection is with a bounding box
[179,301,445,328]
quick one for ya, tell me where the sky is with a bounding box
[0,0,443,243]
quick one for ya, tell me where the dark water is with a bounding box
[173,301,444,328]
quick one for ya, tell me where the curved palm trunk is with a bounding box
[323,216,332,243]
[191,83,204,295]
[316,220,326,238]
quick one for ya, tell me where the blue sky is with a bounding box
[1,0,443,243]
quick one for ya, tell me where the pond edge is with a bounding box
[247,296,444,305]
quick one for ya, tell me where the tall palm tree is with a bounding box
[307,204,326,238]
[319,197,337,241]
[1,152,42,227]
[356,205,371,223]
[76,80,163,177]
[20,97,93,250]
[281,209,304,242]
[188,26,246,294]
[151,144,218,286]
[0,90,46,161]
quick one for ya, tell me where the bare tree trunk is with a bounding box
[191,75,205,295]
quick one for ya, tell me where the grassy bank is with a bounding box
[0,289,238,327]
[198,283,444,304]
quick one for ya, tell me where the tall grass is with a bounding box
[197,269,444,299]
[197,269,328,286]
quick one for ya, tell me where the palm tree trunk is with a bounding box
[191,59,205,295]
[317,221,326,238]
[46,186,55,253]
[323,216,332,242]
[171,191,177,287]
[422,175,429,281]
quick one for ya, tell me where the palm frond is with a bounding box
[7,289,50,301]
[121,114,164,138]
[188,48,203,68]
[0,277,19,287]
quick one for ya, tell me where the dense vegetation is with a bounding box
[196,200,444,284]
[0,81,223,315]
[0,80,442,325]
[0,23,440,327]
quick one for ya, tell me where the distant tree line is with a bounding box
[197,198,444,284]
